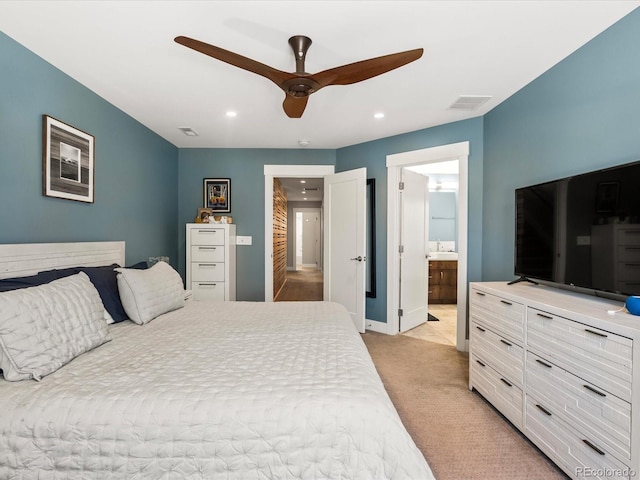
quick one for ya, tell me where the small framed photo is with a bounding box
[595,181,619,214]
[42,115,95,203]
[203,178,231,213]
[197,207,213,223]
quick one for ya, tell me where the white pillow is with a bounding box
[115,261,185,324]
[0,272,110,381]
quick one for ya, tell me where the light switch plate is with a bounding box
[236,236,252,245]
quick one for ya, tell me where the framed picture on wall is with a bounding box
[203,178,231,213]
[42,115,95,203]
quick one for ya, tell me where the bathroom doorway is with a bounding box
[387,141,469,352]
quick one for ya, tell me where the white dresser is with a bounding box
[469,281,640,480]
[186,223,236,301]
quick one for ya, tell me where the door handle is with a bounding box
[350,256,363,262]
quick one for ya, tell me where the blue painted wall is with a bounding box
[336,118,484,322]
[177,148,336,300]
[0,33,179,266]
[483,8,640,281]
[3,5,639,325]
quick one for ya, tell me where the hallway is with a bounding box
[274,267,323,301]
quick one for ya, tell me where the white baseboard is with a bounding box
[365,319,391,334]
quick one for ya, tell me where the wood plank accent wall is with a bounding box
[273,178,288,299]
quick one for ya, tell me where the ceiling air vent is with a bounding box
[448,95,492,110]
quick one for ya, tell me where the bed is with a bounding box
[0,242,434,479]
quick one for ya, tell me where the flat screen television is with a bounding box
[513,160,640,297]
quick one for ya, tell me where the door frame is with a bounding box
[264,164,335,301]
[386,141,469,351]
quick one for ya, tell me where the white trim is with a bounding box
[386,142,470,352]
[365,319,389,334]
[264,164,334,301]
[0,241,125,279]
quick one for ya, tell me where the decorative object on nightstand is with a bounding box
[186,223,236,301]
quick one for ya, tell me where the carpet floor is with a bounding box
[362,332,568,480]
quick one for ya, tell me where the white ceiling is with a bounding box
[1,1,638,149]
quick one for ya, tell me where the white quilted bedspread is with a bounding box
[0,301,434,480]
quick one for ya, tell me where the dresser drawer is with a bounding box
[616,245,640,262]
[615,261,640,281]
[616,226,640,245]
[470,288,524,343]
[527,308,633,402]
[191,245,225,263]
[191,262,225,282]
[471,321,524,386]
[525,395,631,480]
[190,227,226,246]
[526,352,631,460]
[470,354,523,429]
[192,281,226,301]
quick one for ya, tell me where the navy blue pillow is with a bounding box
[0,264,130,322]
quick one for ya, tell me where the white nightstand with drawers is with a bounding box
[186,223,236,301]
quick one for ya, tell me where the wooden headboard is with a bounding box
[0,242,125,280]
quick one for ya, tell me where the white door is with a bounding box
[324,168,366,332]
[399,168,429,332]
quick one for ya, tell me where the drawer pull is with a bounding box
[535,404,552,416]
[500,378,513,387]
[623,263,640,267]
[475,326,486,332]
[476,360,486,367]
[585,328,607,338]
[500,339,512,347]
[535,359,552,368]
[583,384,606,397]
[199,283,218,286]
[536,313,553,320]
[198,230,218,234]
[475,291,486,296]
[582,439,605,456]
[198,246,217,250]
[500,300,512,306]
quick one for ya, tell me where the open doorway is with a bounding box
[403,161,459,346]
[387,141,469,352]
[272,176,324,302]
[264,165,334,302]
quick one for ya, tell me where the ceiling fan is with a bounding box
[174,35,423,118]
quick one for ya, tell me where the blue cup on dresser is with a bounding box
[626,296,640,315]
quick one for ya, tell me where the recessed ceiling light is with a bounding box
[300,180,306,184]
[226,111,237,117]
[374,112,385,119]
[178,127,198,136]
[303,197,307,200]
[298,139,310,147]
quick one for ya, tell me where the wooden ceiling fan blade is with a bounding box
[174,36,293,86]
[312,48,424,87]
[282,94,309,118]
